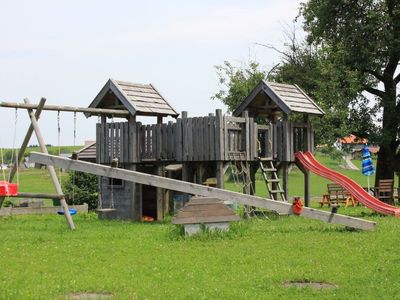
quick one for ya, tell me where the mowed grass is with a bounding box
[1,212,400,299]
[1,153,400,299]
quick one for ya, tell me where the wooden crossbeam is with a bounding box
[29,152,377,231]
[0,101,130,118]
[8,192,65,199]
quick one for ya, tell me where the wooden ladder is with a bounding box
[259,159,286,202]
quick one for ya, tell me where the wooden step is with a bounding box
[258,157,273,161]
[261,168,277,172]
[266,179,280,183]
[270,190,284,193]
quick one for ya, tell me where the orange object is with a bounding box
[142,215,155,222]
[292,197,303,215]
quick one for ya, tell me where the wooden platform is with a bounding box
[172,197,240,225]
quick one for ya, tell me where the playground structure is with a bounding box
[1,78,397,231]
[89,79,322,221]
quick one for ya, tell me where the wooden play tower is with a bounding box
[89,79,324,221]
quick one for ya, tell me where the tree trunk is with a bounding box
[373,84,398,200]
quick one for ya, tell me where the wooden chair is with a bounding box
[376,179,394,204]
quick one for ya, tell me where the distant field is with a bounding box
[1,145,82,164]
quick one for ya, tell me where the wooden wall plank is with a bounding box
[209,116,215,160]
[215,110,224,161]
[187,118,193,161]
[203,117,210,161]
[175,118,183,161]
[224,116,229,160]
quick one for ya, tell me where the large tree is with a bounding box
[300,0,400,185]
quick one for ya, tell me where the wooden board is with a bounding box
[29,152,377,231]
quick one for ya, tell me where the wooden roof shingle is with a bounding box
[87,79,178,118]
[233,80,324,117]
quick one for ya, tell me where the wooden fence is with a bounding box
[96,114,312,164]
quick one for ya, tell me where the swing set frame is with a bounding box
[0,98,126,230]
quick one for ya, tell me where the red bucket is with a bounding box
[0,181,18,196]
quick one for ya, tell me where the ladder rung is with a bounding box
[266,179,280,183]
[262,168,277,172]
[270,190,284,193]
[258,157,273,161]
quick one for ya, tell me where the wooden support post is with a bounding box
[242,111,250,161]
[182,163,191,182]
[282,162,289,200]
[303,114,310,152]
[24,98,75,230]
[129,164,142,221]
[0,98,46,208]
[304,170,310,207]
[250,162,257,196]
[216,161,224,189]
[30,152,377,231]
[156,165,164,221]
[296,161,310,207]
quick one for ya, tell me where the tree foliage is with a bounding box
[64,171,98,210]
[300,0,400,184]
[268,30,379,145]
[213,61,267,113]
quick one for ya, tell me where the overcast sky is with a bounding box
[0,0,302,148]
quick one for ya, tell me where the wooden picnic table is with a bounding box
[320,183,356,208]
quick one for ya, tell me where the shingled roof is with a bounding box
[87,79,178,118]
[233,80,324,118]
[73,142,96,162]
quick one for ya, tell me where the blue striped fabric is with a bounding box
[362,145,375,176]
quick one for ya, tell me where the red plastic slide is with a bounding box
[295,151,400,217]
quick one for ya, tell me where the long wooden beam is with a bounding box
[9,192,65,199]
[0,101,130,118]
[26,99,75,230]
[29,152,377,231]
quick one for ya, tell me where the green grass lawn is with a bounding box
[1,153,400,299]
[1,211,399,299]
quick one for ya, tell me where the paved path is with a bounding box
[343,155,359,170]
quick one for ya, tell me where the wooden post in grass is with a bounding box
[29,152,377,231]
[25,98,75,230]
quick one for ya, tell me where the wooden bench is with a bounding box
[320,183,356,208]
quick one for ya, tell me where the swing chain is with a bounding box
[72,112,77,204]
[10,108,20,185]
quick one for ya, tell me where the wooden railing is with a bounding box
[96,112,276,164]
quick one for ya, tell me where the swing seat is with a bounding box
[96,208,116,213]
[57,208,77,216]
[0,181,18,196]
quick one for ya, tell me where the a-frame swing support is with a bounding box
[0,98,75,229]
[29,152,377,231]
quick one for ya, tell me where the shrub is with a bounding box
[63,171,98,210]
